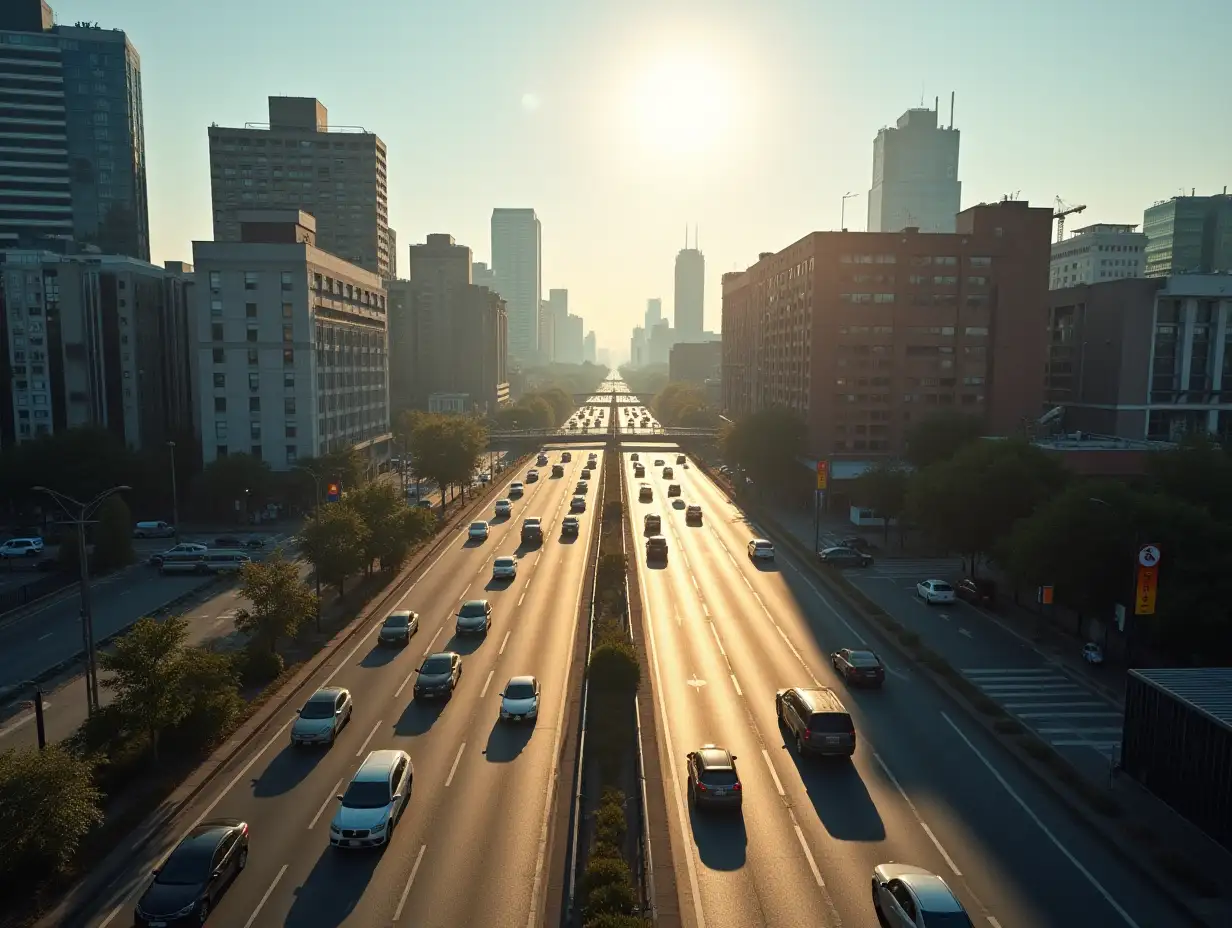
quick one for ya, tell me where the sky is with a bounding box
[51,0,1232,361]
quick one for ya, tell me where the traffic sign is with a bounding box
[1138,543,1161,568]
[816,460,829,491]
[326,481,340,503]
[1038,585,1054,605]
[1135,565,1158,615]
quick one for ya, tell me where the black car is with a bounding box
[414,652,462,699]
[214,535,264,549]
[551,464,565,478]
[818,546,873,568]
[561,516,580,537]
[686,745,743,810]
[134,820,248,926]
[831,648,886,687]
[521,518,543,545]
[956,577,997,607]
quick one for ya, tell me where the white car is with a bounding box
[291,686,352,747]
[917,580,956,604]
[329,750,413,850]
[509,482,524,497]
[871,863,970,928]
[0,537,43,558]
[499,675,541,723]
[494,499,512,517]
[468,521,490,541]
[748,539,775,560]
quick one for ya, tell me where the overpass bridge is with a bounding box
[488,426,718,445]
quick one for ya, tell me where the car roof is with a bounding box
[795,686,847,713]
[462,599,489,608]
[308,686,345,703]
[696,745,734,769]
[900,873,964,911]
[822,546,856,553]
[753,538,773,545]
[495,555,516,563]
[355,749,406,779]
[470,520,487,526]
[174,819,239,858]
[507,674,536,687]
[385,610,414,619]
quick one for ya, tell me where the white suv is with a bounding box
[330,750,413,849]
[0,537,43,558]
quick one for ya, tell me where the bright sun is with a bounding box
[630,54,731,156]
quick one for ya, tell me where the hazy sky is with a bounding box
[52,0,1230,359]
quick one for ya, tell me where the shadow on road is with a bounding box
[484,578,514,592]
[359,645,398,668]
[463,537,487,549]
[284,844,379,927]
[558,534,579,545]
[444,633,484,656]
[483,719,533,763]
[689,804,747,871]
[787,750,885,841]
[251,743,318,797]
[394,697,444,736]
[750,560,780,573]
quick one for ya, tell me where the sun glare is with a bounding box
[630,54,731,156]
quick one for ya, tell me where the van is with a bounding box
[134,521,175,539]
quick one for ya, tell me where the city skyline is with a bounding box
[38,0,1231,358]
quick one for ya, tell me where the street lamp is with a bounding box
[33,483,130,715]
[292,465,323,601]
[841,191,861,231]
[167,440,180,543]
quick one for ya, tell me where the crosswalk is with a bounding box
[962,667,1123,757]
[863,557,966,581]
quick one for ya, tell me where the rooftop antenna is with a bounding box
[950,91,955,129]
[934,95,939,114]
[919,83,925,107]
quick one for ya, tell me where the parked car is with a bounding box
[955,577,996,607]
[819,546,873,568]
[133,521,175,539]
[0,537,43,559]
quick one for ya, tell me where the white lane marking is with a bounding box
[526,577,532,589]
[794,823,825,887]
[518,591,526,606]
[730,673,742,697]
[701,602,710,617]
[988,918,1004,928]
[394,670,416,699]
[393,844,427,922]
[37,631,52,641]
[499,630,511,655]
[940,712,1142,928]
[421,627,442,657]
[772,624,821,687]
[884,664,909,681]
[959,628,974,638]
[761,749,786,797]
[445,742,466,787]
[355,720,382,757]
[480,669,495,698]
[709,622,727,658]
[243,864,288,928]
[308,778,344,830]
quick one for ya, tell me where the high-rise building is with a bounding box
[1142,193,1232,278]
[387,278,414,411]
[538,300,554,363]
[723,200,1053,459]
[208,97,391,279]
[0,250,193,448]
[491,208,541,363]
[559,313,585,365]
[630,326,647,367]
[674,249,704,340]
[867,104,961,234]
[387,228,396,279]
[0,1,150,259]
[1050,224,1147,289]
[648,319,674,366]
[472,261,497,291]
[192,210,391,470]
[584,330,596,364]
[545,288,568,363]
[669,341,721,386]
[645,297,662,330]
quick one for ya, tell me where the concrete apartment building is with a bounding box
[722,200,1053,459]
[1143,193,1232,278]
[0,1,150,260]
[669,340,720,385]
[674,247,705,340]
[867,104,961,234]
[1047,275,1232,441]
[491,208,541,363]
[192,210,390,471]
[472,261,497,292]
[208,97,392,280]
[1050,223,1146,289]
[0,249,193,449]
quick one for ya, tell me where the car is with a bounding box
[561,516,580,537]
[1082,641,1105,665]
[214,534,265,549]
[291,686,353,747]
[148,541,208,567]
[646,534,668,562]
[917,579,956,604]
[831,648,886,687]
[579,469,591,481]
[676,454,686,464]
[379,610,419,646]
[456,599,493,635]
[685,505,703,525]
[415,651,462,699]
[662,467,674,479]
[468,520,490,541]
[644,513,661,534]
[575,481,589,494]
[819,546,874,568]
[775,686,856,757]
[551,464,565,478]
[329,750,414,850]
[494,499,512,518]
[561,451,572,462]
[654,459,665,466]
[499,675,541,723]
[571,495,587,513]
[0,537,43,558]
[667,483,681,497]
[639,483,653,502]
[537,454,549,466]
[521,517,543,545]
[588,452,598,462]
[526,469,539,483]
[955,577,996,607]
[630,452,639,461]
[416,499,434,510]
[509,481,524,497]
[871,863,971,928]
[492,556,517,580]
[133,520,175,539]
[134,820,249,926]
[634,464,646,478]
[748,538,775,560]
[686,745,743,810]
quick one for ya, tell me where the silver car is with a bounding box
[499,675,541,723]
[456,599,493,635]
[329,750,414,850]
[871,863,972,927]
[291,686,353,747]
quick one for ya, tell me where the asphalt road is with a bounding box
[625,445,1184,928]
[81,445,602,928]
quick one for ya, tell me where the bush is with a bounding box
[0,745,103,880]
[590,637,639,697]
[590,840,624,861]
[583,915,651,928]
[594,795,628,846]
[584,880,638,920]
[239,646,284,687]
[164,649,245,754]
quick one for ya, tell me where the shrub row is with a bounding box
[581,789,648,927]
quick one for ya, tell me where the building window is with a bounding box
[245,326,257,342]
[282,324,293,343]
[214,397,226,413]
[284,397,296,415]
[935,256,958,266]
[210,299,223,317]
[281,271,293,291]
[248,349,259,365]
[969,256,992,267]
[874,254,896,264]
[212,348,225,364]
[873,293,895,303]
[250,421,262,440]
[932,276,958,285]
[282,302,293,319]
[216,445,228,457]
[209,271,221,292]
[246,302,258,318]
[964,327,989,336]
[284,372,295,389]
[211,323,224,341]
[248,372,260,391]
[244,272,258,290]
[249,396,261,412]
[283,349,295,366]
[213,373,225,389]
[215,421,228,440]
[967,276,988,286]
[285,423,298,438]
[286,446,298,463]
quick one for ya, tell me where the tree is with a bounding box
[0,426,137,514]
[98,617,193,761]
[348,482,434,571]
[721,406,807,492]
[851,460,910,545]
[189,453,272,522]
[299,502,370,594]
[91,494,135,571]
[618,364,667,400]
[903,410,985,469]
[0,745,103,877]
[652,382,718,428]
[168,648,245,752]
[407,413,486,504]
[1147,434,1232,524]
[234,553,318,653]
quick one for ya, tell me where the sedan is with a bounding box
[526,469,539,483]
[291,686,353,746]
[654,459,665,466]
[686,745,743,810]
[537,454,549,466]
[499,675,541,723]
[575,481,589,494]
[667,483,681,497]
[571,495,587,513]
[456,599,493,635]
[917,580,956,605]
[639,484,654,502]
[819,546,874,568]
[747,539,775,560]
[871,863,972,927]
[494,499,512,518]
[561,451,572,462]
[509,482,525,497]
[134,820,248,927]
[414,652,462,699]
[492,556,517,580]
[955,577,996,607]
[561,516,581,537]
[468,521,490,541]
[832,648,886,687]
[378,610,419,646]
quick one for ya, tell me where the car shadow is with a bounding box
[491,513,510,523]
[463,537,487,548]
[514,542,541,557]
[751,560,780,573]
[359,644,399,668]
[645,559,669,570]
[688,803,747,871]
[444,633,484,655]
[283,843,378,927]
[484,578,514,591]
[785,748,885,841]
[394,697,445,736]
[558,534,579,544]
[251,742,318,797]
[483,719,533,763]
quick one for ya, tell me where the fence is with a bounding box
[0,570,75,616]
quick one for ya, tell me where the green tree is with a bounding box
[408,413,487,504]
[189,453,272,522]
[299,502,370,594]
[91,494,135,571]
[851,459,910,545]
[349,482,434,571]
[903,410,985,469]
[1147,433,1232,524]
[721,406,807,492]
[618,364,667,400]
[234,552,318,653]
[0,426,138,513]
[98,617,193,761]
[0,745,103,876]
[652,382,718,428]
[169,648,245,752]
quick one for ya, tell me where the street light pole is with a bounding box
[167,440,180,543]
[841,191,860,231]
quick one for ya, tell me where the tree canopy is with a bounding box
[0,745,102,876]
[348,482,436,570]
[721,406,808,490]
[903,410,985,469]
[98,617,195,761]
[234,552,319,653]
[188,453,273,522]
[652,382,719,428]
[407,413,487,493]
[299,501,371,593]
[851,459,910,544]
[618,364,667,400]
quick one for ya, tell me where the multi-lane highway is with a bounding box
[82,444,602,928]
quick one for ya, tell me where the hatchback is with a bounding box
[509,482,524,497]
[492,556,517,580]
[494,499,512,517]
[917,580,956,604]
[468,521,490,541]
[329,750,414,850]
[747,539,775,560]
[686,745,742,811]
[134,820,249,926]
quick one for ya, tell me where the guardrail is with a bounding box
[0,570,77,616]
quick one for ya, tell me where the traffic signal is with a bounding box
[326,481,340,502]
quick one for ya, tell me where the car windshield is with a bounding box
[301,697,336,719]
[384,615,409,628]
[156,844,212,884]
[459,602,488,617]
[919,912,973,927]
[505,681,536,700]
[850,652,880,667]
[470,522,486,530]
[700,769,739,787]
[809,712,852,733]
[932,582,954,592]
[422,656,453,674]
[756,541,773,549]
[496,557,515,566]
[341,780,391,809]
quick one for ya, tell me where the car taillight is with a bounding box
[802,730,811,740]
[697,782,707,791]
[733,781,742,791]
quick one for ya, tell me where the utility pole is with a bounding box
[167,440,180,543]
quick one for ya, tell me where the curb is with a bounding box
[45,455,531,928]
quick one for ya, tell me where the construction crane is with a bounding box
[1054,197,1087,243]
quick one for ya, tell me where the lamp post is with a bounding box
[841,191,861,231]
[167,440,180,543]
[33,484,130,715]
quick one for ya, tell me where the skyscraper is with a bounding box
[584,331,596,364]
[867,103,961,234]
[1142,193,1232,277]
[674,247,704,341]
[0,1,150,259]
[208,97,392,279]
[491,208,541,364]
[645,297,662,330]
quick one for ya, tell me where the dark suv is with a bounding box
[775,687,856,757]
[521,518,543,545]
